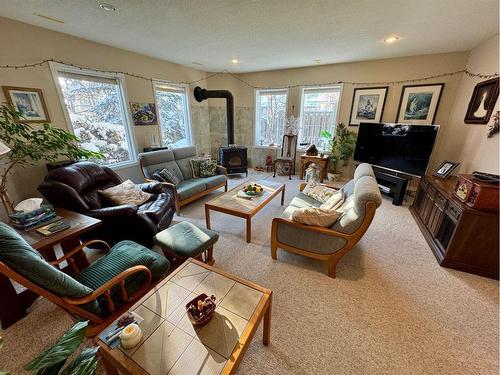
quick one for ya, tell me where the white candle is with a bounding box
[120,323,142,349]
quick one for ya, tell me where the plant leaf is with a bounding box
[60,347,99,375]
[24,321,88,372]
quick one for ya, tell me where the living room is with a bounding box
[0,1,498,374]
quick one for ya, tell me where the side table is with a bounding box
[300,154,329,182]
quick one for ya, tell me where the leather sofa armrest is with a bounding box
[216,166,227,175]
[87,204,139,219]
[137,181,162,194]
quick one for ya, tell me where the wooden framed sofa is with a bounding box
[138,146,227,214]
[271,163,382,278]
[0,222,170,337]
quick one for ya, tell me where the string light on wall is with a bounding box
[0,58,497,90]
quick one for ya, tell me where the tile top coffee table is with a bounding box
[97,258,272,375]
[205,179,285,243]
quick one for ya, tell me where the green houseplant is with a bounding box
[0,104,103,213]
[320,122,357,181]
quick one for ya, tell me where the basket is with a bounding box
[185,293,216,325]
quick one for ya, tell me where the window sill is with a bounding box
[109,160,138,171]
[254,145,281,150]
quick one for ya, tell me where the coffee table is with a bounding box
[205,180,285,243]
[97,258,272,375]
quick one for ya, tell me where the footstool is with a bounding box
[154,221,218,265]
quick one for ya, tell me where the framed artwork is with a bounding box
[396,83,444,124]
[130,102,157,125]
[433,160,460,179]
[2,86,50,123]
[349,86,388,126]
[464,77,499,124]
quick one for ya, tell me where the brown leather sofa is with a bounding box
[38,162,175,247]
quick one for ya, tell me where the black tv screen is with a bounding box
[354,123,439,176]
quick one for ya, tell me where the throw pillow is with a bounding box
[99,180,152,206]
[154,168,181,186]
[190,158,210,178]
[199,159,217,178]
[302,182,335,203]
[320,189,345,210]
[291,207,341,227]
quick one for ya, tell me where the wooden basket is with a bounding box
[185,293,216,325]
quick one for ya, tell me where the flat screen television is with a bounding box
[353,123,439,177]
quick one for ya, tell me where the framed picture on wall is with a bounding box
[129,102,158,125]
[349,86,388,126]
[395,83,444,124]
[2,86,50,123]
[464,77,499,124]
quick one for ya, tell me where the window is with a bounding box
[51,63,136,167]
[255,89,288,147]
[153,82,192,148]
[298,85,342,148]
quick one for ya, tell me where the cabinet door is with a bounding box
[428,193,447,236]
[421,186,436,224]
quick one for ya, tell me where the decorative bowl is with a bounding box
[186,293,216,325]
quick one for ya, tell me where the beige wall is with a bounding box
[0,17,209,207]
[206,51,470,174]
[445,34,499,174]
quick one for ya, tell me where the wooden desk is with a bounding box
[300,154,329,182]
[0,208,101,329]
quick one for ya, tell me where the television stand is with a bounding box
[373,168,410,206]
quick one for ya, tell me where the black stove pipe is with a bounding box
[193,86,234,145]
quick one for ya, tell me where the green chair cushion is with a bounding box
[201,174,226,189]
[75,240,170,316]
[177,179,207,200]
[155,221,219,258]
[0,222,100,314]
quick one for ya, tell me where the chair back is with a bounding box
[38,162,122,211]
[139,146,197,180]
[281,134,298,159]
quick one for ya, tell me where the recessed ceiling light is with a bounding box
[384,36,399,43]
[192,62,203,66]
[314,59,321,64]
[231,59,239,64]
[99,3,116,11]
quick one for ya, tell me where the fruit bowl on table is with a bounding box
[242,183,264,196]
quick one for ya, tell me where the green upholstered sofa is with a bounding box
[0,222,169,336]
[271,163,382,278]
[138,146,227,214]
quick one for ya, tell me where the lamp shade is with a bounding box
[0,140,11,156]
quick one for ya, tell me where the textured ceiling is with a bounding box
[0,0,498,73]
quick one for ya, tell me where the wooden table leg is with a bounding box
[263,293,272,346]
[281,186,285,205]
[205,206,211,229]
[101,355,119,375]
[246,217,252,243]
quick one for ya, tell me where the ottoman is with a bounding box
[154,221,218,265]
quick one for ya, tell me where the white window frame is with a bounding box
[298,84,343,150]
[254,88,289,149]
[152,80,193,147]
[49,62,137,169]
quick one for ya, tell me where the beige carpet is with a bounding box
[1,172,498,375]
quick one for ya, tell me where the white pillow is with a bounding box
[99,180,152,206]
[291,207,341,227]
[320,189,344,211]
[302,182,336,203]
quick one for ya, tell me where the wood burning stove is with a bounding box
[219,146,248,176]
[194,86,248,176]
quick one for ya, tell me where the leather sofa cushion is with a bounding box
[177,179,206,201]
[76,240,169,316]
[0,222,99,313]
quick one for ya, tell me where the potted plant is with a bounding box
[1,321,99,375]
[0,104,103,213]
[320,123,357,181]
